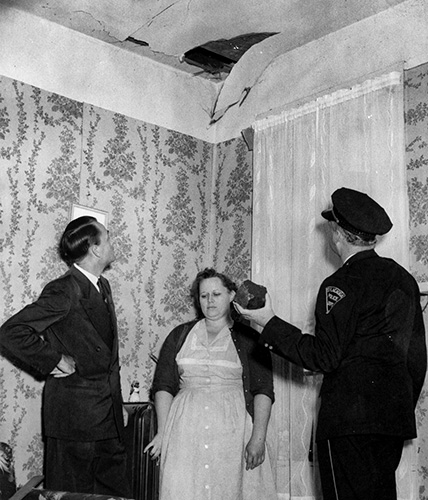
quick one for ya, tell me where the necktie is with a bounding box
[97,278,108,304]
[97,278,114,349]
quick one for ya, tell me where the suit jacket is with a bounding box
[260,250,427,441]
[0,266,125,442]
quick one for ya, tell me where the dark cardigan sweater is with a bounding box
[152,319,274,419]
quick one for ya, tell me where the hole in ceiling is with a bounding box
[181,32,278,75]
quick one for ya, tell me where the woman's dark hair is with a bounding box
[59,216,101,266]
[190,268,237,319]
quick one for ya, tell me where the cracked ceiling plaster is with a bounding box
[2,0,408,122]
[3,0,407,79]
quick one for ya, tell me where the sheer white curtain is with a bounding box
[253,70,412,499]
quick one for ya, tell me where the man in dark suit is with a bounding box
[235,188,427,500]
[0,216,130,497]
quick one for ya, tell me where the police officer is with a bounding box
[234,187,427,500]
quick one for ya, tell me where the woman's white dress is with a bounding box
[159,320,276,500]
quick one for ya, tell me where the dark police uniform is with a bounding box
[259,188,427,500]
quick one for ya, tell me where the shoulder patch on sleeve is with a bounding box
[325,286,346,314]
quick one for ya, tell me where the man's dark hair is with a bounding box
[190,268,237,319]
[59,216,101,266]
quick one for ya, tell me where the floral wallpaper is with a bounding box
[405,62,428,500]
[0,75,252,486]
[1,62,428,499]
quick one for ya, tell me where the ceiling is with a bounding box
[2,0,406,81]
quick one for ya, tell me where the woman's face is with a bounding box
[199,277,235,322]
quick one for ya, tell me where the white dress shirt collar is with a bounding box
[73,263,100,292]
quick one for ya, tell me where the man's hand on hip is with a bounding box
[50,354,76,378]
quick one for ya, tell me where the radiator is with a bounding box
[123,403,159,500]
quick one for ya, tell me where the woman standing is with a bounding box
[145,268,276,500]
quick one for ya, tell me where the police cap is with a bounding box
[321,187,392,237]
